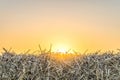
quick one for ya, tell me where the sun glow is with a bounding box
[57,47,68,53]
[54,44,70,53]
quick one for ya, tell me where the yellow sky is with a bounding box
[0,0,120,53]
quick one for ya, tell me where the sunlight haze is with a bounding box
[0,0,120,53]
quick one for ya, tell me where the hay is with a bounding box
[0,49,120,80]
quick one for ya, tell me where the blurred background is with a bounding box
[0,0,120,53]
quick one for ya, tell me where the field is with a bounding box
[0,48,120,80]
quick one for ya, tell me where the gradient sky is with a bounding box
[0,0,120,53]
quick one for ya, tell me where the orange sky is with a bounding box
[0,0,120,53]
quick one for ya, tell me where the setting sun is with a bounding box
[57,48,67,53]
[0,0,120,79]
[53,44,70,53]
[0,0,120,53]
